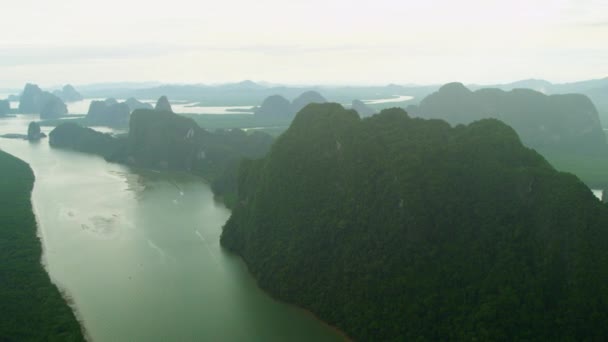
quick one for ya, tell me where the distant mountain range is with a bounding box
[468,78,608,127]
[4,77,606,126]
[68,77,605,119]
[73,80,436,107]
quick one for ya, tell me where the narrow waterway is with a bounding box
[0,115,342,342]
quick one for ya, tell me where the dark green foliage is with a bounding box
[410,83,607,154]
[127,109,273,207]
[128,109,206,170]
[49,122,125,159]
[195,129,274,207]
[222,103,608,341]
[0,150,84,341]
[351,99,376,117]
[45,110,273,207]
[541,151,608,188]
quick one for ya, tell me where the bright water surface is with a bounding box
[0,115,342,342]
[3,94,416,115]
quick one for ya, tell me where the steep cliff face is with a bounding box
[86,99,130,127]
[18,83,45,113]
[128,109,205,170]
[27,122,45,141]
[222,103,608,341]
[40,95,68,119]
[410,83,607,153]
[126,109,273,206]
[154,96,173,113]
[18,83,67,118]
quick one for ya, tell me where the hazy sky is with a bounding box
[1,0,607,88]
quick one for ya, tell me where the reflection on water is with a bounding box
[0,116,341,342]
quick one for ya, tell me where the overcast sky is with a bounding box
[1,0,607,89]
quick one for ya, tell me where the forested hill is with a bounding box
[0,150,84,341]
[407,83,607,154]
[221,103,608,340]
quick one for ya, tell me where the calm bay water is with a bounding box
[0,115,341,342]
[362,95,413,104]
[3,98,253,116]
[2,94,415,116]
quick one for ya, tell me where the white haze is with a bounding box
[1,0,607,88]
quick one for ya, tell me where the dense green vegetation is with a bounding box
[222,103,608,340]
[476,77,608,128]
[408,83,607,154]
[49,122,126,160]
[128,109,273,206]
[48,111,274,207]
[0,150,84,341]
[541,150,608,188]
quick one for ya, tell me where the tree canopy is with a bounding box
[222,103,608,341]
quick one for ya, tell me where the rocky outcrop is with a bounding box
[18,84,45,113]
[254,91,328,119]
[128,109,203,170]
[222,103,608,341]
[40,95,68,119]
[49,122,124,159]
[125,97,153,111]
[27,122,46,140]
[127,108,273,206]
[409,82,607,154]
[18,83,68,118]
[351,100,376,117]
[290,91,327,114]
[253,95,291,118]
[154,96,173,112]
[53,84,83,102]
[85,99,130,127]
